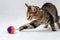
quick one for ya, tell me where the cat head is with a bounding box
[25,3,42,20]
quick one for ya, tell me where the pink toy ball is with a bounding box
[7,26,15,34]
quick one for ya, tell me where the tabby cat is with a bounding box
[19,2,60,31]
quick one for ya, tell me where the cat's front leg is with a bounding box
[19,24,33,31]
[19,20,41,31]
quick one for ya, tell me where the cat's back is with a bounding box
[42,2,56,10]
[41,2,57,15]
[41,2,58,21]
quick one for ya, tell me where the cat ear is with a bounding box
[31,7,36,12]
[25,3,30,8]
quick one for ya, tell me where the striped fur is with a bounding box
[19,3,60,31]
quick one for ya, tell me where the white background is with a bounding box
[0,0,60,40]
